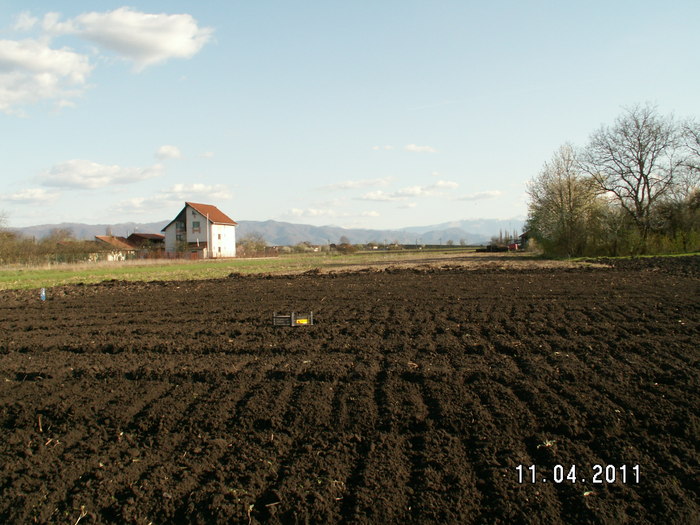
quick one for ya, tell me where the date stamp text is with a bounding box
[516,464,640,484]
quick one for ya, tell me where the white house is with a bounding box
[162,202,238,258]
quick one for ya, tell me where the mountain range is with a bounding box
[11,218,525,246]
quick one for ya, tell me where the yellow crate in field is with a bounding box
[273,312,314,327]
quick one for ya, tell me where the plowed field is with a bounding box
[1,257,698,524]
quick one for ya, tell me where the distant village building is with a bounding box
[94,235,137,261]
[126,233,165,248]
[161,202,237,258]
[92,203,236,260]
[94,233,166,260]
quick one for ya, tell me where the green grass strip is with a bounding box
[0,248,479,290]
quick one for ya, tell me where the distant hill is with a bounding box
[13,221,170,241]
[12,218,525,246]
[401,218,525,237]
[234,220,431,246]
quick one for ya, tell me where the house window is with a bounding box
[218,247,221,253]
[192,221,200,233]
[176,234,184,241]
[218,234,221,240]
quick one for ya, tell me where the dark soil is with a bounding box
[585,255,700,276]
[1,259,698,524]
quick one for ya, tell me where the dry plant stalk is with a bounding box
[74,505,87,525]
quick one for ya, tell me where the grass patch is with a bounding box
[0,248,479,290]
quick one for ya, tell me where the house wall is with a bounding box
[163,224,177,252]
[210,223,236,257]
[187,207,208,247]
[164,208,187,252]
[107,251,127,262]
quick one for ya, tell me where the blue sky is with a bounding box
[1,1,699,229]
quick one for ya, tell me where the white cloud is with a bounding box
[287,208,379,219]
[56,99,77,109]
[398,202,417,209]
[358,180,458,201]
[359,190,404,202]
[45,7,213,71]
[41,13,71,33]
[2,8,211,113]
[314,197,348,208]
[0,187,59,204]
[13,12,39,31]
[113,183,232,214]
[114,196,150,213]
[395,186,425,197]
[199,151,214,158]
[433,180,459,189]
[457,190,502,201]
[0,38,92,114]
[156,145,183,160]
[372,145,394,151]
[163,183,231,201]
[290,208,336,218]
[404,144,437,153]
[322,176,394,190]
[40,159,163,189]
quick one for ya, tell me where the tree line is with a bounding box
[0,226,100,265]
[526,104,700,257]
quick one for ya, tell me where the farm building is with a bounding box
[162,202,238,258]
[126,233,165,248]
[94,233,166,260]
[94,235,137,261]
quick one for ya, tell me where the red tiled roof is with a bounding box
[186,202,237,225]
[94,236,136,250]
[161,202,238,232]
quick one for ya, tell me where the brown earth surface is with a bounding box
[0,257,698,524]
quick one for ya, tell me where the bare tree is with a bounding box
[581,104,684,251]
[527,143,603,256]
[46,228,75,242]
[238,232,267,256]
[675,119,700,198]
[682,118,700,161]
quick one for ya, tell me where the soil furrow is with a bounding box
[0,260,698,522]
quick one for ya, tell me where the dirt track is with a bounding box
[1,257,698,524]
